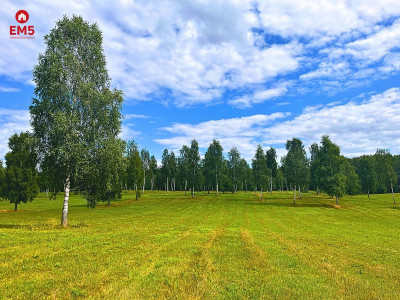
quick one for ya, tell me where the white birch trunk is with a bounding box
[184,180,187,195]
[61,175,70,227]
[143,170,146,194]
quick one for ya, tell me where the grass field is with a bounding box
[1,190,400,299]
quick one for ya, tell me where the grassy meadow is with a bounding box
[0,190,400,299]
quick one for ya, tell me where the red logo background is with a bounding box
[15,10,29,24]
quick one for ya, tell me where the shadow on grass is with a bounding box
[0,221,88,230]
[0,224,31,229]
[245,201,336,209]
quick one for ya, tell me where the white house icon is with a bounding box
[18,13,26,21]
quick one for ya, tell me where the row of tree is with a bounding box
[133,136,399,206]
[1,133,399,214]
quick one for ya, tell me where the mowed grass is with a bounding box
[1,191,400,299]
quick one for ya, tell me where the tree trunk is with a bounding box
[216,172,219,195]
[293,185,296,204]
[46,189,49,197]
[184,180,187,195]
[151,176,154,191]
[135,183,138,200]
[368,189,370,199]
[143,170,146,194]
[299,186,302,199]
[61,175,70,227]
[270,177,273,194]
[14,202,18,212]
[336,196,339,205]
[391,184,396,204]
[260,188,263,201]
[166,177,169,192]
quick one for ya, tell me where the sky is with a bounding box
[1,0,400,163]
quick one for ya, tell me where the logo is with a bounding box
[10,10,35,39]
[16,10,29,23]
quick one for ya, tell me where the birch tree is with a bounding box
[126,141,143,200]
[228,147,240,193]
[30,16,123,226]
[149,155,158,191]
[204,140,224,194]
[316,136,346,205]
[178,145,190,195]
[188,139,200,198]
[283,138,309,204]
[252,145,269,200]
[141,149,150,193]
[375,149,397,204]
[266,147,278,194]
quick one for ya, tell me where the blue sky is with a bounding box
[1,0,400,162]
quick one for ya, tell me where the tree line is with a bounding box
[1,133,399,211]
[0,15,398,226]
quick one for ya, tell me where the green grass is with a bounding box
[1,191,400,299]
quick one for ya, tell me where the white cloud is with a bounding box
[300,62,350,80]
[229,81,290,108]
[155,88,400,161]
[257,0,400,38]
[0,108,31,159]
[1,1,400,108]
[0,86,20,92]
[124,113,150,120]
[323,20,400,67]
[120,123,141,141]
[155,112,290,160]
[263,88,400,157]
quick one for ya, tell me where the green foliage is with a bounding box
[188,139,201,196]
[227,147,241,192]
[148,155,158,191]
[275,168,285,190]
[343,159,361,195]
[2,132,38,210]
[252,145,269,192]
[351,155,378,195]
[266,147,278,178]
[203,140,224,192]
[126,140,143,200]
[82,138,125,208]
[283,138,309,190]
[374,149,397,193]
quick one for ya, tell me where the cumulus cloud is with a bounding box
[263,88,400,157]
[0,109,30,159]
[1,0,400,107]
[0,86,20,92]
[229,81,291,108]
[155,88,400,161]
[155,113,290,159]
